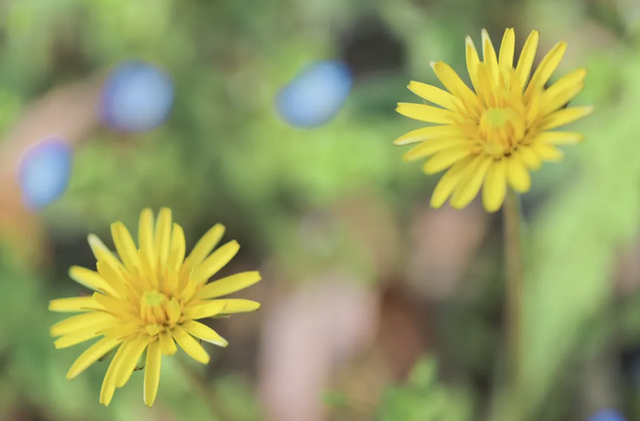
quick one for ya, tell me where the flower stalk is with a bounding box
[503,188,524,386]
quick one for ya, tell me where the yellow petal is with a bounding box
[465,35,481,94]
[197,271,262,300]
[179,277,198,301]
[165,270,180,296]
[450,155,492,209]
[531,142,564,161]
[136,248,156,288]
[183,300,227,320]
[183,224,226,272]
[396,102,457,124]
[168,298,181,324]
[482,159,507,212]
[524,41,567,101]
[101,322,140,340]
[54,320,119,348]
[475,63,496,107]
[431,61,481,114]
[114,334,150,388]
[87,234,124,273]
[159,331,177,356]
[48,297,103,313]
[541,68,586,102]
[393,125,461,146]
[92,292,131,318]
[506,156,531,192]
[139,209,157,273]
[534,131,584,145]
[407,81,462,111]
[403,138,470,162]
[154,207,173,267]
[51,311,116,337]
[146,325,160,336]
[218,299,261,314]
[508,66,524,96]
[182,320,228,347]
[68,266,112,294]
[405,138,472,163]
[66,336,123,379]
[172,325,210,364]
[518,146,542,170]
[540,69,586,116]
[100,341,128,406]
[110,222,141,273]
[540,83,583,116]
[168,223,186,270]
[482,29,499,85]
[539,106,593,131]
[515,30,539,90]
[144,340,162,407]
[430,155,477,208]
[96,261,126,297]
[498,28,515,72]
[423,145,475,174]
[191,241,240,284]
[525,86,542,127]
[138,208,155,248]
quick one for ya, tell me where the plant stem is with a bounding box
[503,187,524,387]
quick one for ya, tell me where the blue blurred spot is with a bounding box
[587,409,626,421]
[276,61,352,128]
[100,60,174,132]
[18,138,73,210]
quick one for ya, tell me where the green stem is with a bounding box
[503,188,523,387]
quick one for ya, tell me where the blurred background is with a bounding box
[0,0,639,420]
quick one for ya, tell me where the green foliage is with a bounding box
[513,47,640,417]
[1,0,639,419]
[377,357,473,421]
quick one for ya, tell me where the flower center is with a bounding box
[140,290,181,334]
[479,107,525,158]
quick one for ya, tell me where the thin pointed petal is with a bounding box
[506,156,531,192]
[393,125,461,146]
[154,208,173,267]
[143,340,162,407]
[111,222,141,273]
[515,30,539,89]
[482,159,507,212]
[482,29,500,85]
[498,28,515,71]
[182,321,228,347]
[407,81,462,111]
[197,271,262,300]
[172,326,210,364]
[450,156,492,209]
[539,106,593,131]
[66,337,123,379]
[191,241,240,284]
[430,156,477,208]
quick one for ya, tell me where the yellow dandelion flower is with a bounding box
[395,28,592,212]
[49,208,262,407]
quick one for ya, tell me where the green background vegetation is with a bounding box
[0,0,639,420]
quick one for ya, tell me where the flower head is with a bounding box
[49,208,262,407]
[395,29,592,211]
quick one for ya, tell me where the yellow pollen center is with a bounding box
[140,290,178,332]
[479,107,524,157]
[482,108,510,127]
[143,290,166,307]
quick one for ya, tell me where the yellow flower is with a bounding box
[395,28,592,212]
[49,208,262,407]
